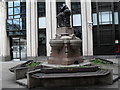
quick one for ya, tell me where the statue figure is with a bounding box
[56,4,71,27]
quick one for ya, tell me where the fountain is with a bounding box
[9,4,114,89]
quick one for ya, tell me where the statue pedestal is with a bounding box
[48,27,83,65]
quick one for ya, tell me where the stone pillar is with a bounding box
[51,0,57,39]
[81,0,93,56]
[46,0,52,56]
[0,1,2,60]
[26,1,32,58]
[46,0,57,56]
[86,0,93,56]
[31,0,38,57]
[0,1,10,61]
[26,0,38,59]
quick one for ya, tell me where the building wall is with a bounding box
[0,1,11,61]
[0,0,93,61]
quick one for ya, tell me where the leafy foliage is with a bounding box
[26,62,41,67]
[90,59,110,64]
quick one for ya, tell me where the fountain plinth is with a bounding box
[48,27,83,65]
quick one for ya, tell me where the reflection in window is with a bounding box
[114,12,118,24]
[92,13,97,25]
[7,1,26,36]
[8,8,13,15]
[14,15,20,18]
[8,16,13,19]
[99,11,112,24]
[14,7,20,14]
[8,1,13,7]
[13,19,20,30]
[39,17,46,29]
[7,20,13,30]
[93,12,119,25]
[20,19,22,30]
[14,1,20,7]
[73,14,81,26]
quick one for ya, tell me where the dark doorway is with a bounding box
[92,2,120,55]
[10,37,27,60]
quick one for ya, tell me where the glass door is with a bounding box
[11,37,27,60]
[20,38,27,59]
[12,38,20,60]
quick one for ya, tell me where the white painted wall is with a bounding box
[0,1,10,60]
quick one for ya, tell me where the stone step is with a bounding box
[16,74,119,88]
[16,78,27,87]
[113,75,119,82]
[32,69,111,79]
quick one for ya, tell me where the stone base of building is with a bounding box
[1,55,11,61]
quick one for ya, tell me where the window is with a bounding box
[7,1,26,36]
[37,2,47,56]
[38,2,46,29]
[99,11,112,24]
[71,2,82,39]
[114,12,118,24]
[92,13,97,25]
[38,2,46,17]
[7,1,26,19]
[38,17,46,28]
[73,14,81,26]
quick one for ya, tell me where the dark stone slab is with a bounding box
[39,66,99,74]
[32,69,110,79]
[9,60,33,72]
[9,60,42,80]
[27,69,113,88]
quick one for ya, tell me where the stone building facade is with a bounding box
[0,0,120,61]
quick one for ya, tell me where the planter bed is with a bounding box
[9,60,42,80]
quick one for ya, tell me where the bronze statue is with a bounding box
[56,4,71,27]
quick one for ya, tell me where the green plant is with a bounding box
[26,62,41,67]
[90,59,110,64]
